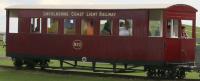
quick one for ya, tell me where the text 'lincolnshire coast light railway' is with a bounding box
[5,4,197,79]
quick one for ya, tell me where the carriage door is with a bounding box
[165,19,195,62]
[180,20,195,62]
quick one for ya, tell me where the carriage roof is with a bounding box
[5,4,189,10]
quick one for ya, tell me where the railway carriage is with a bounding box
[5,4,197,79]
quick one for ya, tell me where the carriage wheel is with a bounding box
[13,58,23,69]
[40,60,49,70]
[147,66,155,78]
[176,68,185,79]
[25,60,36,69]
[146,66,182,79]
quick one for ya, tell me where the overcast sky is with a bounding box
[0,0,199,32]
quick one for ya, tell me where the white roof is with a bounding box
[6,4,175,10]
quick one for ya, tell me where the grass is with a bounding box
[0,42,6,57]
[196,44,200,69]
[184,25,200,38]
[0,63,199,81]
[0,67,141,81]
[46,60,200,79]
[0,65,199,81]
[0,57,200,80]
[196,26,200,38]
[186,71,200,79]
[0,59,13,67]
[197,44,200,52]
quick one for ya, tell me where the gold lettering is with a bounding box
[71,12,84,16]
[86,12,98,16]
[43,11,116,17]
[43,11,69,16]
[99,12,116,16]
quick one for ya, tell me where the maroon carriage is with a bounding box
[5,4,197,79]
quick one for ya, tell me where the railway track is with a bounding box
[0,65,199,81]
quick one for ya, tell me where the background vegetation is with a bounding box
[184,25,200,38]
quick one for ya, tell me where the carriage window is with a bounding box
[64,19,76,35]
[30,18,42,33]
[167,19,179,38]
[181,20,192,38]
[100,19,113,36]
[149,10,163,37]
[119,19,133,36]
[47,18,58,34]
[9,17,19,33]
[81,19,94,36]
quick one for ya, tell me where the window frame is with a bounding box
[9,17,19,33]
[166,19,179,38]
[81,18,96,36]
[47,18,59,34]
[99,19,113,36]
[30,17,42,34]
[63,18,76,35]
[118,18,133,37]
[180,19,193,39]
[148,10,163,37]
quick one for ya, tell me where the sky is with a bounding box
[0,0,200,32]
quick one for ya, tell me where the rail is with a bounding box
[0,65,199,81]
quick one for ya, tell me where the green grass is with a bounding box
[196,44,200,62]
[1,67,142,81]
[42,60,200,79]
[0,57,200,80]
[0,47,5,57]
[0,41,6,57]
[196,27,200,38]
[184,25,200,38]
[0,66,199,81]
[0,59,13,67]
[186,71,200,79]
